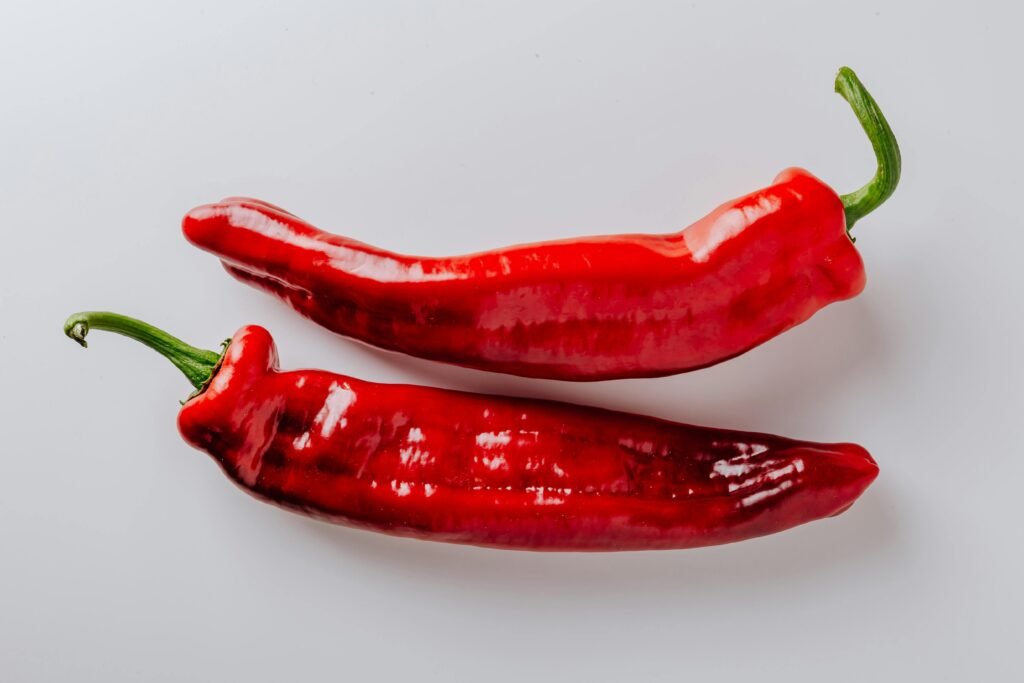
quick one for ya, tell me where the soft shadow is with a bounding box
[279,481,897,599]
[328,296,889,432]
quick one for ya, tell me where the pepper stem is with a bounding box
[834,66,902,232]
[64,311,222,391]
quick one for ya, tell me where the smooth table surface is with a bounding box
[2,1,1021,680]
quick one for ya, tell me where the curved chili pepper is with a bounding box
[182,67,900,381]
[64,311,878,551]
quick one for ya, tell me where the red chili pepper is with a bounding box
[182,67,900,381]
[64,311,878,551]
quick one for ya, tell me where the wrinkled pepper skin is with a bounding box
[178,325,877,550]
[183,168,864,381]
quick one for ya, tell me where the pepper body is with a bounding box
[183,169,864,381]
[178,325,877,550]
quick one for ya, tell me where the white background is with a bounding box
[2,1,1022,680]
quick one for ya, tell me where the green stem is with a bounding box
[834,66,902,232]
[64,311,222,391]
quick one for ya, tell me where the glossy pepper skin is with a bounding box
[65,312,878,551]
[182,67,900,381]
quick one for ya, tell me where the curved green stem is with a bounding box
[64,311,222,391]
[834,66,901,232]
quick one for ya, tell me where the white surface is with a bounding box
[2,1,1022,680]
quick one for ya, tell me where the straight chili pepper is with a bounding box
[64,311,877,551]
[182,67,900,381]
